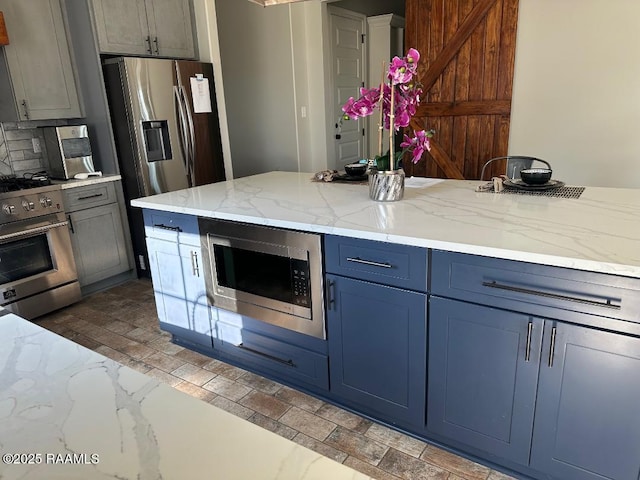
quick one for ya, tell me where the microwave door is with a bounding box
[121,57,189,196]
[209,236,312,320]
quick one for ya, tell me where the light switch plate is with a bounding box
[32,138,41,153]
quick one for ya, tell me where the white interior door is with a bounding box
[329,7,367,169]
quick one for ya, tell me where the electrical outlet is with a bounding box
[32,138,41,153]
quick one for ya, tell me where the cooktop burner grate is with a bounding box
[0,173,51,193]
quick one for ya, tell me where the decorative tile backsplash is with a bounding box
[0,119,71,177]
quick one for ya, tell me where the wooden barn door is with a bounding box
[404,0,519,179]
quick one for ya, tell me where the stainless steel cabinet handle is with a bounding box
[145,36,152,54]
[326,280,336,309]
[525,321,533,362]
[548,326,557,367]
[346,257,392,269]
[190,251,199,277]
[153,223,182,232]
[153,36,159,55]
[77,193,103,201]
[482,281,621,310]
[238,343,295,367]
[21,99,29,120]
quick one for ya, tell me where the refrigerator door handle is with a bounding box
[180,85,197,187]
[173,86,192,183]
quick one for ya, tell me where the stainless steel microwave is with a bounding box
[199,219,325,339]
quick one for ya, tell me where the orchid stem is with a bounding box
[389,83,395,172]
[378,61,385,158]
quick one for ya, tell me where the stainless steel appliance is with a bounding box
[42,125,96,180]
[0,176,81,319]
[103,57,226,277]
[199,219,325,339]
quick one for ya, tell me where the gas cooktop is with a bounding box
[0,173,51,194]
[0,174,62,224]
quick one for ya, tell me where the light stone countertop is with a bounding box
[52,174,122,189]
[0,312,371,480]
[130,171,640,278]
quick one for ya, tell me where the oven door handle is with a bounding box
[0,220,68,242]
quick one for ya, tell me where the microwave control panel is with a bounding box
[291,259,310,307]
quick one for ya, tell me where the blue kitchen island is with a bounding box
[131,171,640,480]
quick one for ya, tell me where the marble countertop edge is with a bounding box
[129,172,640,278]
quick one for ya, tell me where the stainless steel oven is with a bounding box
[0,181,81,319]
[199,219,325,339]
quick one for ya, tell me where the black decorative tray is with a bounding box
[503,179,565,191]
[333,173,368,182]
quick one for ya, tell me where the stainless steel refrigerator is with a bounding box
[103,57,226,277]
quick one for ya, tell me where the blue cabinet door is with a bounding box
[531,322,640,480]
[326,274,427,427]
[427,297,543,465]
[147,237,213,348]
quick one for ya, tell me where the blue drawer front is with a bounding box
[431,250,640,324]
[324,235,428,292]
[214,323,329,390]
[143,209,200,245]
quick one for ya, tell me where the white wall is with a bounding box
[214,0,299,178]
[509,0,640,187]
[192,0,234,179]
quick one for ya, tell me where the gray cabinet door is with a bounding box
[427,297,543,465]
[0,0,82,120]
[92,0,194,58]
[531,322,640,480]
[91,0,151,55]
[145,0,195,59]
[68,203,130,286]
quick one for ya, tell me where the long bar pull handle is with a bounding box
[77,193,104,201]
[525,321,533,362]
[0,221,69,241]
[548,327,557,367]
[180,85,196,187]
[190,251,199,277]
[346,257,393,269]
[145,36,152,54]
[326,280,336,309]
[153,223,182,232]
[238,344,295,367]
[21,99,29,120]
[173,86,191,182]
[482,281,621,310]
[153,36,159,55]
[67,215,74,234]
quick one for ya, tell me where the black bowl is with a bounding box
[344,163,367,177]
[520,168,552,185]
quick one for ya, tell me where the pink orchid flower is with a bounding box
[339,48,435,166]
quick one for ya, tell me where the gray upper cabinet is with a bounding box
[92,0,195,59]
[0,0,83,121]
[91,0,149,56]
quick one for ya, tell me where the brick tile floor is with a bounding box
[35,279,517,480]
